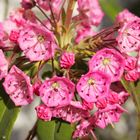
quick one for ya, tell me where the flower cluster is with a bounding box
[1,0,140,139]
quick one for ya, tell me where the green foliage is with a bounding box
[37,119,75,140]
[99,0,122,21]
[0,82,20,140]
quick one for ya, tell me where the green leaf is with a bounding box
[37,120,75,140]
[99,0,122,21]
[0,82,20,140]
[37,120,55,140]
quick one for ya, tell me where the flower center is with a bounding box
[52,82,59,91]
[37,35,45,43]
[102,58,110,66]
[88,79,95,85]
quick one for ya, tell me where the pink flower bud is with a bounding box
[33,81,42,96]
[82,100,94,110]
[125,69,139,81]
[125,55,137,71]
[60,52,75,69]
[9,30,19,43]
[35,104,52,121]
[21,0,36,9]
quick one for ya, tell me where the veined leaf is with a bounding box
[0,82,20,140]
[37,119,75,140]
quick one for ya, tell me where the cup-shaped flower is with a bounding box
[117,19,140,53]
[77,0,104,26]
[116,9,138,24]
[73,119,94,138]
[89,48,125,82]
[52,101,90,123]
[36,0,62,14]
[76,71,111,103]
[94,90,128,129]
[75,24,95,43]
[39,76,75,107]
[3,65,33,106]
[94,104,126,129]
[18,24,57,61]
[0,49,8,80]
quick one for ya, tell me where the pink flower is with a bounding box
[18,24,57,61]
[0,21,17,48]
[118,91,129,105]
[82,100,94,110]
[107,91,119,105]
[39,76,75,107]
[75,24,95,43]
[0,23,8,47]
[77,0,104,26]
[52,101,90,123]
[9,30,20,43]
[108,90,129,105]
[116,9,139,24]
[124,69,139,81]
[95,97,107,109]
[125,55,137,71]
[33,81,42,96]
[0,8,36,48]
[36,0,62,14]
[35,104,52,121]
[3,65,33,106]
[89,48,125,82]
[76,71,111,103]
[117,20,140,53]
[9,8,27,26]
[7,8,36,28]
[60,52,75,69]
[73,119,94,138]
[94,104,126,129]
[94,90,128,128]
[3,19,20,36]
[0,49,8,80]
[21,0,36,9]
